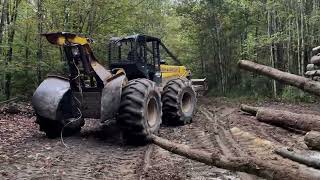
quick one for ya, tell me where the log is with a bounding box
[240,104,258,116]
[241,105,320,132]
[150,134,320,180]
[238,60,320,97]
[275,147,320,169]
[257,109,320,132]
[304,131,320,151]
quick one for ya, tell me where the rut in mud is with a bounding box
[1,97,320,179]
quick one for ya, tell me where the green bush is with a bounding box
[281,86,317,103]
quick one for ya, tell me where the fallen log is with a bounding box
[240,105,320,132]
[240,104,258,116]
[304,131,320,151]
[238,60,320,97]
[150,134,320,180]
[275,147,320,169]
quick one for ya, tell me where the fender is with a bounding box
[101,74,127,122]
[32,77,71,120]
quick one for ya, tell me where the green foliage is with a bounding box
[0,0,320,102]
[281,86,317,103]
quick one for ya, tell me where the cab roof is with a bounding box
[109,34,161,43]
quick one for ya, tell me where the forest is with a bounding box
[4,1,320,179]
[0,0,320,100]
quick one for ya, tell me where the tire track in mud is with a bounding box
[177,106,240,180]
[146,109,241,180]
[200,107,259,180]
[1,121,154,180]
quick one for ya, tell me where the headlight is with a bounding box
[71,46,80,57]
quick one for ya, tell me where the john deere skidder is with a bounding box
[32,32,206,143]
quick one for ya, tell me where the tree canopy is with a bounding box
[0,0,319,100]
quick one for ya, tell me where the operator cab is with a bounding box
[108,34,182,84]
[108,35,161,83]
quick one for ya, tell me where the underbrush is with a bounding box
[207,86,319,104]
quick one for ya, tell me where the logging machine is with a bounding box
[32,32,207,143]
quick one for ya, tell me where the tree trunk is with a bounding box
[238,60,320,96]
[37,0,43,84]
[268,5,277,97]
[240,104,320,132]
[296,10,301,75]
[257,109,320,132]
[0,0,8,55]
[275,147,320,169]
[0,0,8,96]
[5,0,21,99]
[150,134,320,180]
[300,0,305,74]
[304,131,320,151]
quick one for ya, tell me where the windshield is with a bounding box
[109,40,136,63]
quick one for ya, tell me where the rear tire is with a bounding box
[117,79,162,145]
[162,78,196,125]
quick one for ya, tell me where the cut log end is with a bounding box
[304,131,320,151]
[240,104,258,116]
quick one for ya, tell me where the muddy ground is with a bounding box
[1,97,320,179]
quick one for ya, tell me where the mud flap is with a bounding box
[101,74,127,122]
[32,77,71,120]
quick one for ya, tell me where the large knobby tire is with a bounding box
[162,78,196,125]
[117,79,162,144]
[35,94,85,139]
[36,116,84,138]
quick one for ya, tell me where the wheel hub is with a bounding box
[147,97,158,127]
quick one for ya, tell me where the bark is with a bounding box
[257,109,320,131]
[150,134,320,180]
[304,131,320,151]
[296,9,301,75]
[0,0,8,55]
[238,60,320,97]
[37,0,43,84]
[5,0,21,99]
[240,104,258,116]
[300,0,305,74]
[275,147,320,169]
[0,0,8,96]
[268,6,277,97]
[240,104,320,132]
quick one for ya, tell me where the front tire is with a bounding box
[117,79,162,144]
[36,116,84,138]
[162,78,196,125]
[35,93,85,138]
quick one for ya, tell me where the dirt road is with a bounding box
[1,98,320,179]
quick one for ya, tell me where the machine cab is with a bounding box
[108,34,162,83]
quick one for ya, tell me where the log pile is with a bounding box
[240,104,320,150]
[152,59,320,179]
[238,60,320,151]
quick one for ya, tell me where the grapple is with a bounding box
[32,32,127,124]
